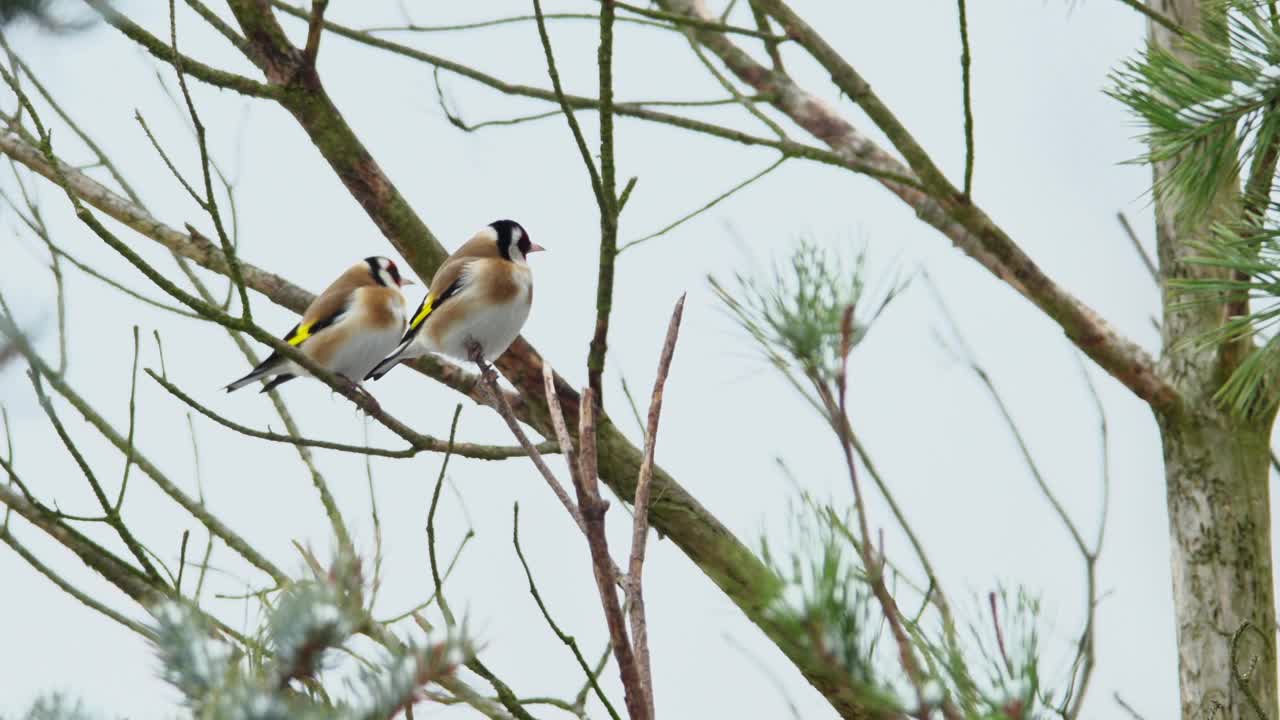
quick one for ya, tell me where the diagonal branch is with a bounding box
[84,1,280,99]
[0,524,156,639]
[656,0,1178,411]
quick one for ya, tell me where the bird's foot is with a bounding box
[336,375,382,415]
[466,340,496,383]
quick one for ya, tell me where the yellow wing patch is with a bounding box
[287,322,314,346]
[410,293,436,330]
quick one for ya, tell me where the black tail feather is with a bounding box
[365,356,401,381]
[259,374,296,393]
[224,353,284,392]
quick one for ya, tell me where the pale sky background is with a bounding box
[0,2,1212,718]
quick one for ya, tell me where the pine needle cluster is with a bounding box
[714,240,1069,718]
[1113,0,1280,414]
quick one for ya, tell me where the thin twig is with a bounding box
[748,1,784,70]
[530,0,605,208]
[1,330,288,584]
[513,503,622,720]
[175,529,190,593]
[113,327,141,513]
[27,370,163,584]
[1117,212,1159,285]
[956,0,974,198]
[927,277,1104,718]
[1116,0,1185,36]
[988,591,1012,674]
[87,1,280,98]
[0,525,156,639]
[1114,693,1147,720]
[361,12,667,34]
[302,0,329,68]
[827,308,934,715]
[259,5,925,189]
[573,388,649,720]
[427,405,462,628]
[613,0,784,40]
[626,294,686,716]
[470,346,587,536]
[620,156,785,253]
[684,28,785,139]
[148,369,544,460]
[166,0,252,322]
[587,0,621,402]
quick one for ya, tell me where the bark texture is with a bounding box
[1150,2,1278,717]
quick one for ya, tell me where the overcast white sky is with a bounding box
[0,2,1213,718]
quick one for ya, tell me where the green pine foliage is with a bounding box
[709,239,904,416]
[15,550,471,720]
[714,240,1075,718]
[1112,0,1280,415]
[1110,1,1279,218]
[149,556,469,719]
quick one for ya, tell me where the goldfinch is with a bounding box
[366,220,543,380]
[225,256,414,393]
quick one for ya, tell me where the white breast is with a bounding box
[436,268,532,362]
[329,290,408,381]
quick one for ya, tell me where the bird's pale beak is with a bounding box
[528,243,547,253]
[399,278,417,287]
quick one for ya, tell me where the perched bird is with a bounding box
[225,256,414,393]
[366,219,543,380]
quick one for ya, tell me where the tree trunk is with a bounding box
[1151,3,1278,716]
[1157,410,1275,718]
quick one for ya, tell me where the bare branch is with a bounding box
[26,369,163,585]
[573,388,649,720]
[265,3,922,189]
[660,0,1178,410]
[620,156,785,253]
[1,328,288,584]
[148,369,546,460]
[0,524,156,640]
[587,0,620,401]
[301,0,328,68]
[1117,211,1159,285]
[626,295,686,716]
[956,0,974,198]
[471,347,587,536]
[85,1,280,98]
[513,503,622,720]
[530,0,604,207]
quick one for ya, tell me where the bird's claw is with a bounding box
[336,375,381,415]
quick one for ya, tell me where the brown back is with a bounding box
[425,228,505,301]
[302,261,379,328]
